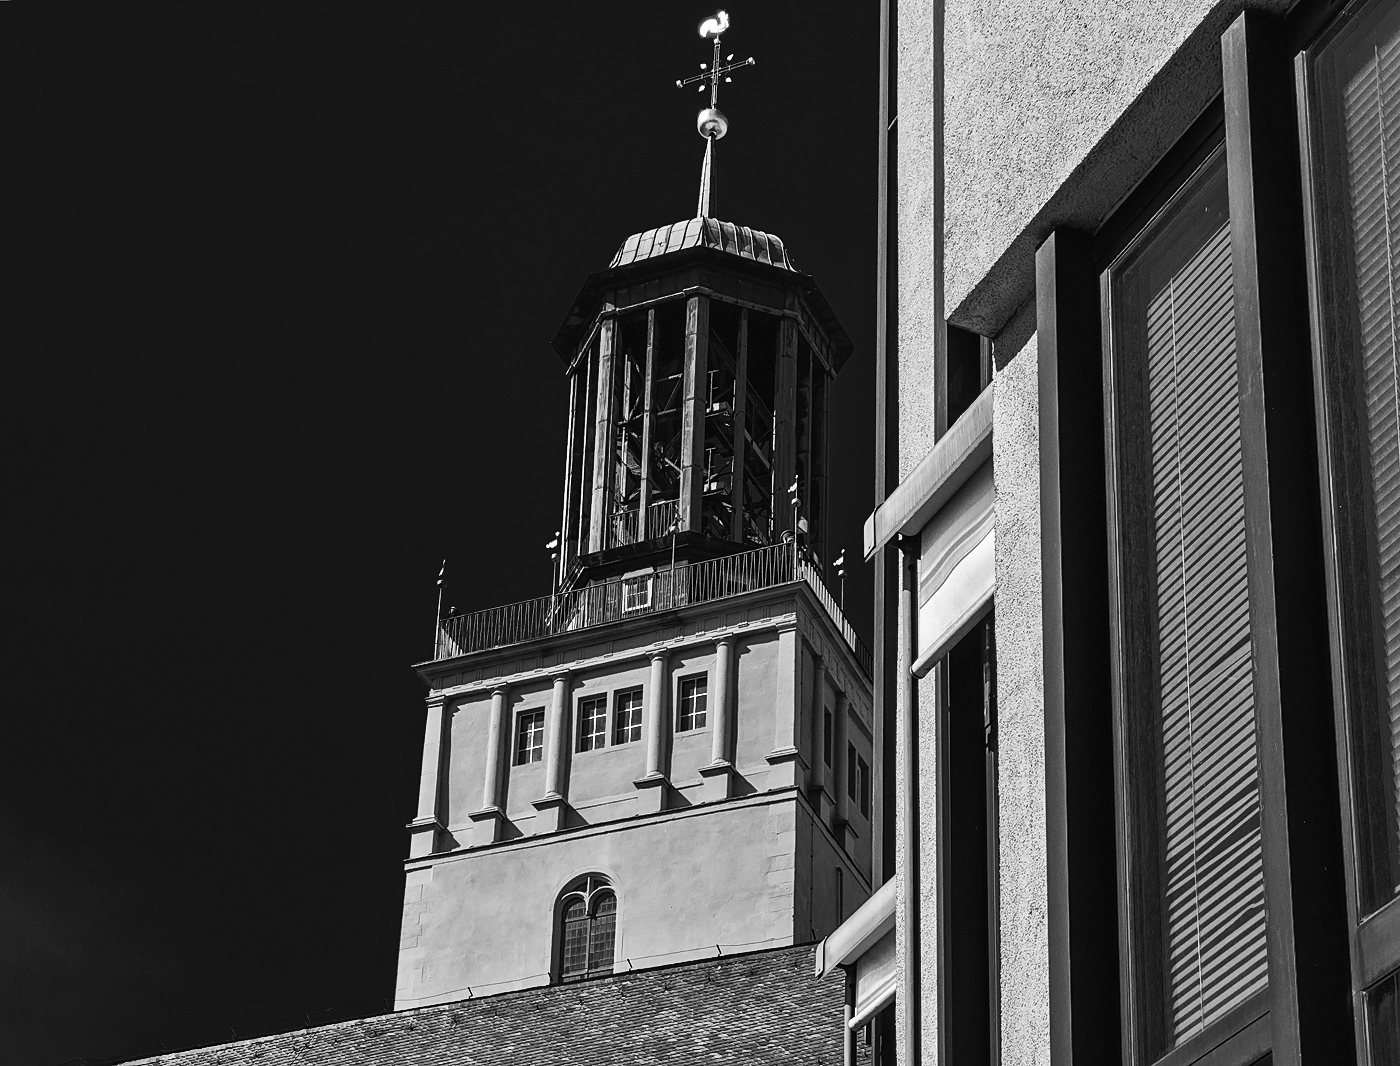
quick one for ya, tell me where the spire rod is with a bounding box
[697,137,716,219]
[674,11,755,219]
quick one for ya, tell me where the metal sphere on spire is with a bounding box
[697,107,728,140]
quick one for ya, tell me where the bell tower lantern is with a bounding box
[553,220,853,588]
[551,11,852,590]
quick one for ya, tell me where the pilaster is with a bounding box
[700,635,737,802]
[766,621,808,789]
[408,694,449,858]
[469,684,510,844]
[536,672,572,833]
[636,650,672,814]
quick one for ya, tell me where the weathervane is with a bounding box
[675,11,755,218]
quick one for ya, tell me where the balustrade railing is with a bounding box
[436,540,872,675]
[609,508,641,549]
[644,498,679,540]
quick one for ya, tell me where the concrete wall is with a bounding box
[890,3,1306,1062]
[991,340,1047,1066]
[395,792,867,1008]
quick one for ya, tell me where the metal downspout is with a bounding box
[844,968,856,1066]
[898,535,921,1065]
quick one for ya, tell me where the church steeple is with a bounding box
[399,13,873,1015]
[675,10,754,219]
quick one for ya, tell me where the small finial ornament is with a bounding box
[675,10,755,218]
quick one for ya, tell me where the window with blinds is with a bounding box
[1107,147,1269,1058]
[1308,0,1400,920]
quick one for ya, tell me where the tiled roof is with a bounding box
[609,218,797,273]
[123,945,860,1066]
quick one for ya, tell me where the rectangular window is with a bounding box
[858,756,870,818]
[515,710,544,766]
[677,674,708,731]
[824,707,833,766]
[1305,0,1400,919]
[621,574,652,612]
[577,695,607,752]
[613,687,643,745]
[1105,145,1268,1057]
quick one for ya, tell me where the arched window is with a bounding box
[557,875,616,982]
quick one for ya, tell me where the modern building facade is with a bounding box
[819,1,1400,1065]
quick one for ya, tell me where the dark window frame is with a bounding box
[1298,0,1400,1056]
[1101,135,1273,1066]
[938,617,1000,1066]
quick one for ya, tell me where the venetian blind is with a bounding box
[1340,14,1400,874]
[1145,217,1269,1044]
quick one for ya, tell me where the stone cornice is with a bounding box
[427,612,797,704]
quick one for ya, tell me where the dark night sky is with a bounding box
[4,5,877,1063]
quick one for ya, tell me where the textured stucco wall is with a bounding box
[397,795,800,1007]
[944,0,1214,315]
[895,0,941,480]
[992,342,1047,1066]
[941,0,1297,338]
[395,792,868,1010]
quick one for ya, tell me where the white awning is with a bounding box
[814,878,898,1025]
[863,388,993,559]
[912,457,994,676]
[815,878,896,977]
[850,929,896,1027]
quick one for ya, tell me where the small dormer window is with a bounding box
[622,574,652,612]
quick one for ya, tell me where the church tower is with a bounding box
[396,13,873,1010]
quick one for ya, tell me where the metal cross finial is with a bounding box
[674,10,755,114]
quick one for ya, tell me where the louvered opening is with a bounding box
[1109,149,1268,1058]
[1310,0,1400,914]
